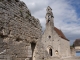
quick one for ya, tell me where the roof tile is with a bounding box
[54,27,69,41]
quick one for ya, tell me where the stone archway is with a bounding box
[31,42,36,60]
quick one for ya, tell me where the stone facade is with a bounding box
[0,0,43,60]
[41,6,71,59]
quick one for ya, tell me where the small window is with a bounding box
[49,36,51,38]
[55,50,58,54]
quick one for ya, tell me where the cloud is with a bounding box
[20,0,80,44]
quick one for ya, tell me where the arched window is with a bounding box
[49,48,52,56]
[55,50,58,55]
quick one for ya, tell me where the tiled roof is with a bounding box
[54,27,69,41]
[74,39,80,46]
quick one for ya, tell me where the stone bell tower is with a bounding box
[41,6,55,57]
[45,6,54,33]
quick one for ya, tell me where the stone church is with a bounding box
[41,6,71,58]
[0,0,80,60]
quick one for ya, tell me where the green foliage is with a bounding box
[26,14,29,18]
[70,44,75,49]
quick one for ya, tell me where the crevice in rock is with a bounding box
[0,33,8,38]
[15,0,19,2]
[15,37,22,42]
[7,0,11,2]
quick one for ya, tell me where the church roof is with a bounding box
[74,39,80,46]
[54,27,69,41]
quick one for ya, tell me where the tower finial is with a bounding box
[45,6,54,31]
[46,6,52,12]
[45,6,54,28]
[46,6,54,18]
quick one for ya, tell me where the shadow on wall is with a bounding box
[29,57,32,60]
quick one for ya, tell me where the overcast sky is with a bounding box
[20,0,80,45]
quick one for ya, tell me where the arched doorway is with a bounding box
[49,48,52,56]
[31,42,36,60]
[47,45,53,56]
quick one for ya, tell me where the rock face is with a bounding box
[0,0,42,42]
[0,0,42,60]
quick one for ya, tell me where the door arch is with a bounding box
[31,42,36,60]
[47,45,53,56]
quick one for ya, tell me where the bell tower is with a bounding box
[45,6,54,31]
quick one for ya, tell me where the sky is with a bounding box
[20,0,80,46]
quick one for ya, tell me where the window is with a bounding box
[49,48,52,56]
[55,50,58,54]
[49,36,51,38]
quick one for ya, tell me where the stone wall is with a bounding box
[42,28,70,58]
[70,48,76,56]
[0,0,42,60]
[60,38,71,57]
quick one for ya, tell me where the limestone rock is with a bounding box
[0,0,42,60]
[0,0,42,42]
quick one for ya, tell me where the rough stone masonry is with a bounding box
[0,0,44,60]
